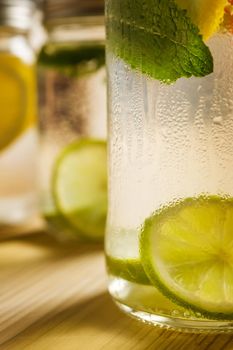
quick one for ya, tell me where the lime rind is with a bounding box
[39,44,105,78]
[52,139,107,241]
[106,255,150,285]
[140,195,233,320]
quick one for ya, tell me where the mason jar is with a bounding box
[39,0,107,242]
[0,0,39,229]
[106,0,233,332]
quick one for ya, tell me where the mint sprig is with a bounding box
[106,0,213,83]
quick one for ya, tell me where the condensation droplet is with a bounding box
[213,116,223,125]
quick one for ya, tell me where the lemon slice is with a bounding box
[0,64,26,151]
[176,0,227,40]
[53,139,107,241]
[140,196,233,319]
[0,54,37,152]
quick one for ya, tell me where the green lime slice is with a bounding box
[42,193,95,242]
[140,196,233,320]
[39,44,105,78]
[42,194,72,238]
[106,255,150,285]
[53,139,107,241]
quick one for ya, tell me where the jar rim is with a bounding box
[0,0,35,32]
[43,0,104,24]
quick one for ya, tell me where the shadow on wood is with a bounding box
[2,291,233,350]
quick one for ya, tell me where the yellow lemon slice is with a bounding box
[0,54,37,152]
[176,0,228,40]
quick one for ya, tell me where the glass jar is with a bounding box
[0,0,39,229]
[106,0,233,333]
[39,0,107,242]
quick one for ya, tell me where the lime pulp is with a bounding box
[52,139,107,241]
[140,195,233,320]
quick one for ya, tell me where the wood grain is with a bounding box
[0,232,233,350]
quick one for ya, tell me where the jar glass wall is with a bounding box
[39,5,107,242]
[106,0,233,332]
[0,1,39,228]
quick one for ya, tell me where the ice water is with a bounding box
[0,129,38,225]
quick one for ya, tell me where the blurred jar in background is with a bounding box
[39,0,107,242]
[0,0,39,228]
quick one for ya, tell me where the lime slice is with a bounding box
[45,212,71,236]
[0,64,26,151]
[176,0,227,40]
[140,196,233,319]
[53,139,107,241]
[42,193,73,238]
[42,193,95,242]
[106,255,150,285]
[39,44,105,78]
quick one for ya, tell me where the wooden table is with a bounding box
[0,231,233,350]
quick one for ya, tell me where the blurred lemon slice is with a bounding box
[176,0,227,40]
[0,62,26,152]
[0,54,37,152]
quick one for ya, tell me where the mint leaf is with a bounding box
[106,0,213,83]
